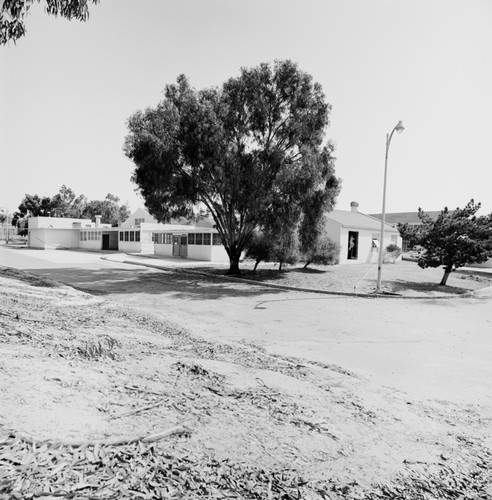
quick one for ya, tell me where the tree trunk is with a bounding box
[303,261,311,269]
[253,259,260,272]
[440,266,453,286]
[227,248,241,275]
[279,262,283,271]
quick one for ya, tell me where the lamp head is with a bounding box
[395,120,404,134]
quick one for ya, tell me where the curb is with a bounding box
[101,256,482,301]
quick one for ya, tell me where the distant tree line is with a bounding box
[13,185,130,235]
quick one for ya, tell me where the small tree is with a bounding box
[303,233,340,268]
[245,232,272,271]
[416,200,492,285]
[269,224,300,271]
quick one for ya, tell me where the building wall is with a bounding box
[120,208,157,228]
[155,243,173,257]
[29,216,92,230]
[324,218,342,245]
[338,227,378,264]
[28,228,80,249]
[187,245,212,260]
[325,219,401,265]
[211,244,229,262]
[79,239,102,250]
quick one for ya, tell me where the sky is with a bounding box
[1,0,492,217]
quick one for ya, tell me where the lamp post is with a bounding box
[376,120,404,293]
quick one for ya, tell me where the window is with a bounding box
[203,233,211,245]
[135,231,140,242]
[80,232,83,241]
[130,231,135,242]
[165,234,173,244]
[371,233,379,249]
[188,233,195,245]
[124,231,129,241]
[347,231,359,260]
[195,233,203,245]
[212,233,222,245]
[120,232,124,241]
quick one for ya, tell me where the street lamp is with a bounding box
[376,120,404,293]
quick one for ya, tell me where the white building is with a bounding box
[325,202,402,264]
[27,209,229,262]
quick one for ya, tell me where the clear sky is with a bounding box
[1,0,491,216]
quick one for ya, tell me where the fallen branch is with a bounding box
[14,425,190,448]
[110,398,168,420]
[124,384,165,397]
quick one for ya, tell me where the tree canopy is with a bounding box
[413,200,492,285]
[125,60,340,273]
[1,0,99,45]
[81,194,130,226]
[13,186,130,228]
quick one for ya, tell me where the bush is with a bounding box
[385,244,402,255]
[303,237,340,267]
[384,244,402,264]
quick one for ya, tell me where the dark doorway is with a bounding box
[173,236,181,256]
[347,231,359,260]
[102,234,110,250]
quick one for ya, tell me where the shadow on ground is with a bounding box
[388,279,472,295]
[21,266,284,301]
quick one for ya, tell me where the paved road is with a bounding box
[2,246,492,409]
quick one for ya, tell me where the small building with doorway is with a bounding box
[325,202,402,264]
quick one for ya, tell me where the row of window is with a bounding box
[119,231,141,242]
[80,231,101,241]
[190,233,223,245]
[151,233,223,245]
[153,233,173,244]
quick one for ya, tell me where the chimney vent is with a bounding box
[95,215,102,228]
[350,201,359,213]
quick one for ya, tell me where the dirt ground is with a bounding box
[1,261,491,499]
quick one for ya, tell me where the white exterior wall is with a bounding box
[324,218,401,265]
[211,244,229,262]
[79,239,101,250]
[118,241,142,253]
[120,208,157,228]
[29,216,92,229]
[28,228,80,249]
[187,245,213,260]
[338,227,376,264]
[338,228,401,265]
[155,244,173,257]
[324,218,342,246]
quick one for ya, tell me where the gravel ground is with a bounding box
[1,264,492,499]
[184,258,492,298]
